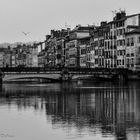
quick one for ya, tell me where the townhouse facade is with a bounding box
[14,44,39,67]
[65,25,94,67]
[125,28,140,70]
[55,29,69,67]
[45,36,56,67]
[0,47,12,67]
[78,36,91,67]
[56,38,65,67]
[38,49,46,67]
[0,51,4,67]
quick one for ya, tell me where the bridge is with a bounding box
[0,67,139,83]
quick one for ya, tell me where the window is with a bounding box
[138,36,140,43]
[108,41,110,49]
[126,53,130,57]
[127,38,130,46]
[120,29,123,35]
[122,28,125,34]
[131,58,134,64]
[131,53,134,57]
[117,30,119,36]
[122,59,124,65]
[95,59,98,64]
[131,37,134,46]
[120,50,122,55]
[120,40,123,46]
[123,40,125,46]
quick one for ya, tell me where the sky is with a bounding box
[0,0,140,43]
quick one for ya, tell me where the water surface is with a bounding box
[0,81,140,140]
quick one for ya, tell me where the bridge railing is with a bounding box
[0,67,131,74]
[0,67,62,73]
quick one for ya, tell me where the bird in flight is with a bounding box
[22,31,30,36]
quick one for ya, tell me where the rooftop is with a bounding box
[125,27,140,35]
[71,25,94,33]
[109,13,140,24]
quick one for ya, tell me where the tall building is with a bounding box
[104,11,140,68]
[92,22,108,68]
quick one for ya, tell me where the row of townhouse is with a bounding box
[0,44,38,67]
[39,11,140,70]
[38,25,94,68]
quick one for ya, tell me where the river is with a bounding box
[0,81,140,140]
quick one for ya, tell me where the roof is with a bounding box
[71,25,94,33]
[108,13,140,24]
[126,25,139,28]
[126,13,140,18]
[125,28,140,35]
[108,17,126,24]
[77,36,91,40]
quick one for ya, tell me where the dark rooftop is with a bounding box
[125,27,140,35]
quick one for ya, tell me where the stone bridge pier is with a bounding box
[111,69,129,82]
[60,69,72,81]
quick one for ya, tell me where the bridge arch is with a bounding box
[112,70,128,82]
[3,73,61,82]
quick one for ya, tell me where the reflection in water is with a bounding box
[0,82,140,140]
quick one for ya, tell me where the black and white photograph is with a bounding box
[0,0,140,140]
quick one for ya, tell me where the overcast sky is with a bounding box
[0,0,140,43]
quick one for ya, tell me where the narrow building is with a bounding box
[66,25,93,67]
[125,28,140,70]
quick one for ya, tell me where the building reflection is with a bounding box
[0,82,140,139]
[44,82,140,140]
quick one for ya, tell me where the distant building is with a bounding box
[0,47,12,67]
[38,50,45,67]
[0,51,4,67]
[4,47,12,67]
[31,46,38,67]
[15,44,38,67]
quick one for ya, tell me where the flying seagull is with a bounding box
[22,31,30,36]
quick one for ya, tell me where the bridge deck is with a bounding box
[0,67,139,82]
